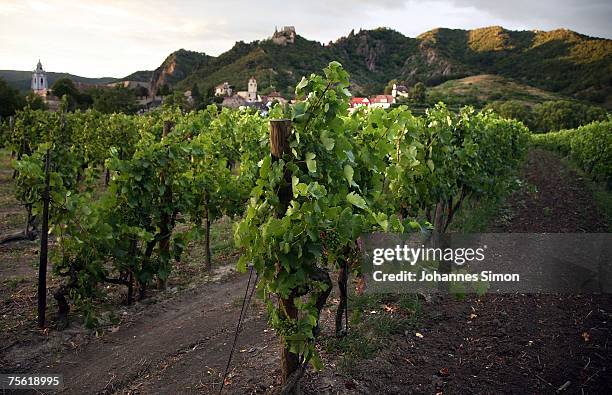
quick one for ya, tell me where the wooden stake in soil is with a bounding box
[37,148,51,328]
[158,120,175,288]
[269,119,300,385]
[203,194,212,271]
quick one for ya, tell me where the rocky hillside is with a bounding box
[148,49,213,94]
[134,26,612,106]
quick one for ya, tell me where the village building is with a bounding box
[30,60,62,111]
[214,76,286,113]
[31,60,48,95]
[369,94,396,109]
[391,83,409,98]
[215,82,233,97]
[350,97,370,111]
[183,90,194,105]
[222,95,247,109]
[236,77,260,102]
[262,91,287,106]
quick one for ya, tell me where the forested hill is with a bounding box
[140,26,611,106]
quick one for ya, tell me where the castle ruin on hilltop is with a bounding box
[272,26,296,45]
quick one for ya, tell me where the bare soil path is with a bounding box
[324,149,612,394]
[489,148,609,233]
[26,272,275,394]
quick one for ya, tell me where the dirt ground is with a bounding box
[1,149,611,394]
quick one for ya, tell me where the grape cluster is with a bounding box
[320,229,342,256]
[274,317,299,337]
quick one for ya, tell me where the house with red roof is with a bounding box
[350,97,370,111]
[369,95,396,109]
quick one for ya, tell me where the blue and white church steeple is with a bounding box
[31,60,48,93]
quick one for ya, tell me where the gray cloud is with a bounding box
[447,0,612,38]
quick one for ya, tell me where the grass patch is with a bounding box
[321,292,420,377]
[557,156,612,231]
[449,195,509,232]
[0,150,27,235]
[426,74,562,108]
[182,216,239,269]
[209,216,236,257]
[593,189,612,231]
[4,276,27,291]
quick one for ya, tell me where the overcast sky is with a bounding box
[1,0,610,78]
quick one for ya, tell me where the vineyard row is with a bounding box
[1,62,533,385]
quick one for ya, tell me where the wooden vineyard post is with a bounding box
[269,119,300,386]
[203,194,212,271]
[37,148,51,328]
[158,120,175,289]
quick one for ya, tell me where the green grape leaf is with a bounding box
[346,192,367,209]
[320,132,335,151]
[305,152,317,173]
[343,164,354,186]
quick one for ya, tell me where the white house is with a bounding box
[215,82,233,97]
[391,83,409,99]
[369,95,395,109]
[236,77,260,102]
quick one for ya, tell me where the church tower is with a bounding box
[31,60,48,95]
[247,76,257,102]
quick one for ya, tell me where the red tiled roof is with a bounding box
[350,97,370,108]
[370,95,395,103]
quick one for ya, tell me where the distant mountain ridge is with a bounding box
[3,26,611,107]
[0,70,118,92]
[140,26,611,106]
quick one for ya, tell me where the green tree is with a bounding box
[260,86,275,96]
[78,90,94,109]
[51,78,92,110]
[410,82,426,104]
[157,84,171,97]
[194,86,221,109]
[91,86,137,114]
[532,100,608,132]
[384,79,398,95]
[25,92,47,111]
[51,78,79,100]
[190,83,202,109]
[191,84,201,101]
[0,77,25,117]
[162,91,189,110]
[485,100,533,128]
